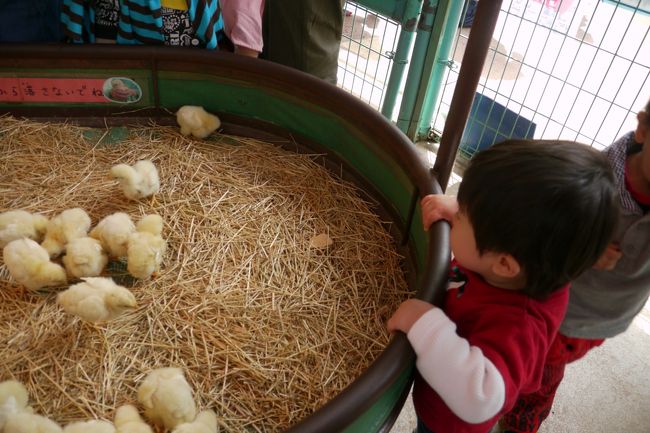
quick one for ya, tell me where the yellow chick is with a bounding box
[127,215,166,279]
[3,238,67,291]
[0,380,32,430]
[171,410,217,433]
[137,367,196,430]
[63,420,115,433]
[176,105,221,139]
[0,210,49,248]
[4,412,62,433]
[110,160,160,201]
[89,212,136,258]
[56,277,136,323]
[62,237,108,279]
[41,208,91,258]
[114,405,153,433]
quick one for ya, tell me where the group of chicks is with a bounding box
[0,159,166,323]
[0,367,217,433]
[0,106,224,432]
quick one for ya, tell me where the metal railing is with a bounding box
[431,0,650,155]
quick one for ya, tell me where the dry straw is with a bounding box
[0,116,411,432]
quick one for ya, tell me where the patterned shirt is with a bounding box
[61,0,223,48]
[560,131,650,339]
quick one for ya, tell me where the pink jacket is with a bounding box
[220,0,265,53]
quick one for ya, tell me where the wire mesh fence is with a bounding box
[338,2,401,110]
[431,0,650,158]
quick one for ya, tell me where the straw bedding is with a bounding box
[0,116,411,432]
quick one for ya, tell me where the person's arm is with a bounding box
[421,194,458,231]
[388,299,505,423]
[220,0,264,57]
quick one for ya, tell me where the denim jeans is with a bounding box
[0,0,62,42]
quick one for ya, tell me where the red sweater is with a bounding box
[409,262,569,433]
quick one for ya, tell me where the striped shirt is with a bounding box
[61,0,223,48]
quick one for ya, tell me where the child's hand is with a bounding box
[593,243,622,270]
[421,194,459,231]
[387,299,435,334]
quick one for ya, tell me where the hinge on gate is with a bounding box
[441,59,458,70]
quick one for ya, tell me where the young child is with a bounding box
[387,139,619,433]
[499,99,650,433]
[61,0,264,56]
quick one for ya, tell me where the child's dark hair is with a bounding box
[457,139,619,299]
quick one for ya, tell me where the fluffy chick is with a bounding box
[41,208,91,258]
[3,238,67,290]
[110,160,160,200]
[171,410,217,433]
[127,215,166,279]
[135,214,163,236]
[176,105,221,139]
[4,412,62,433]
[0,210,49,248]
[89,213,136,258]
[62,237,108,279]
[0,380,32,429]
[56,277,136,323]
[63,420,115,433]
[137,367,196,430]
[114,405,153,433]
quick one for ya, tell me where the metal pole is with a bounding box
[432,0,504,191]
[395,0,439,135]
[380,0,423,120]
[415,0,465,140]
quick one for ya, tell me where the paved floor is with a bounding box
[389,300,650,433]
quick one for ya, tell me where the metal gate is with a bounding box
[430,0,650,158]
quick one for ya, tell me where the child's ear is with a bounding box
[492,253,521,278]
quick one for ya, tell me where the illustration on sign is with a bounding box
[102,77,142,103]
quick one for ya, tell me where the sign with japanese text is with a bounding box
[0,77,143,104]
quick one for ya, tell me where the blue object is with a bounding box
[459,0,478,28]
[459,92,537,158]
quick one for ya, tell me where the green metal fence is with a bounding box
[429,0,650,157]
[338,1,475,141]
[339,1,421,121]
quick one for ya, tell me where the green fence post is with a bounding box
[395,0,439,136]
[415,0,466,140]
[380,0,424,120]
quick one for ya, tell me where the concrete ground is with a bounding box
[389,291,650,433]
